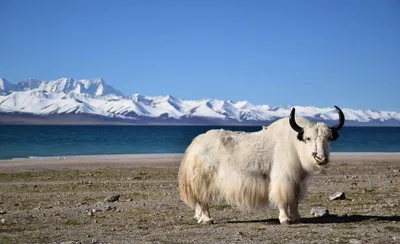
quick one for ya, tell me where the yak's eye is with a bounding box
[305,137,311,141]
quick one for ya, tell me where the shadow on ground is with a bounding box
[223,215,400,225]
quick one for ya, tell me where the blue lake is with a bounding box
[0,125,399,159]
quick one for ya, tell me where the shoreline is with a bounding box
[0,152,399,171]
[3,153,184,161]
[1,152,400,161]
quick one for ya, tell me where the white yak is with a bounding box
[178,106,345,224]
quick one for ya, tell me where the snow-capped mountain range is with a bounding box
[1,77,399,125]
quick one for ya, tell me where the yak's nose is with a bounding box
[313,153,329,165]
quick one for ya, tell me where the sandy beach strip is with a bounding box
[0,152,399,171]
[0,154,183,171]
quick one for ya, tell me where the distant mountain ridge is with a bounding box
[0,77,399,126]
[0,77,123,97]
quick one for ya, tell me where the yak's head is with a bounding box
[289,106,345,167]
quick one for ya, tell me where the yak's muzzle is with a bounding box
[314,155,329,165]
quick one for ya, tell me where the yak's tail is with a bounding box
[178,152,198,208]
[178,136,219,208]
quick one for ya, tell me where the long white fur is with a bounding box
[178,116,334,224]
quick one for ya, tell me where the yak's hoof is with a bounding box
[206,219,214,225]
[291,218,301,224]
[280,220,291,225]
[280,218,300,225]
[198,218,214,224]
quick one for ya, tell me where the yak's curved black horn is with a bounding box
[289,108,303,133]
[329,105,345,131]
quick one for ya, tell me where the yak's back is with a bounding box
[183,129,259,168]
[189,129,248,149]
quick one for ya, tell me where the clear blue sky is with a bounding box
[1,0,399,111]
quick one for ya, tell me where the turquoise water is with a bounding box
[0,125,399,159]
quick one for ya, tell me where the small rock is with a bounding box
[88,211,94,216]
[60,241,81,244]
[349,239,361,244]
[126,198,132,202]
[1,218,5,224]
[104,195,120,202]
[0,210,7,215]
[91,239,99,244]
[104,205,117,211]
[310,207,329,217]
[329,191,346,200]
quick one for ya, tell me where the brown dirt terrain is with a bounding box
[0,156,399,244]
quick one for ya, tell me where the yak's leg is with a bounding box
[289,200,301,223]
[269,183,292,224]
[289,177,310,224]
[269,179,293,224]
[194,203,202,220]
[278,203,291,224]
[196,203,213,224]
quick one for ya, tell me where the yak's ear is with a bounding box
[331,130,339,141]
[297,132,304,141]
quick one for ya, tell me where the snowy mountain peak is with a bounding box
[0,78,13,91]
[19,78,45,88]
[3,77,124,97]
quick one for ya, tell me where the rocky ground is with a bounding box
[0,158,399,244]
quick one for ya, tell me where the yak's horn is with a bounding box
[289,108,303,133]
[329,106,345,131]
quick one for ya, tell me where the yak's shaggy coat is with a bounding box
[178,114,341,224]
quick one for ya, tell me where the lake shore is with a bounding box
[1,152,400,172]
[0,153,399,243]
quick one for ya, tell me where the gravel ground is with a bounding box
[0,156,399,244]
